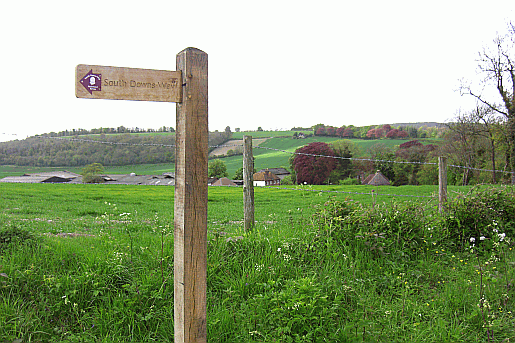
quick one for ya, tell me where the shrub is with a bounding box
[338,177,360,185]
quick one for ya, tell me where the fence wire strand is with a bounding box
[25,135,515,177]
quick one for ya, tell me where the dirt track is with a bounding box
[209,138,268,157]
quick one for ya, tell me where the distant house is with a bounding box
[258,168,290,181]
[253,170,281,186]
[212,177,237,186]
[362,170,390,186]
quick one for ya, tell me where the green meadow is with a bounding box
[1,182,515,342]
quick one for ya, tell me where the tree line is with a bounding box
[37,126,176,137]
[0,130,232,167]
[309,123,445,140]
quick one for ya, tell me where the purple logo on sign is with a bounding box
[79,70,102,95]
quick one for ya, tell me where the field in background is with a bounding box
[0,133,441,179]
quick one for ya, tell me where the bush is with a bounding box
[338,177,360,185]
[281,175,295,185]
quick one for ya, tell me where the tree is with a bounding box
[224,126,232,140]
[315,126,326,136]
[443,106,505,185]
[326,126,336,136]
[327,140,358,184]
[208,159,229,178]
[459,21,515,178]
[81,163,104,183]
[293,142,336,184]
[257,127,263,132]
[233,164,256,180]
[368,143,396,182]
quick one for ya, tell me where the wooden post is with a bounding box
[174,48,208,343]
[438,156,447,213]
[243,135,255,231]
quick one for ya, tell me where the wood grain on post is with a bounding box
[438,156,448,213]
[174,48,208,343]
[243,135,255,231]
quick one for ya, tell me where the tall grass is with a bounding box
[1,183,514,342]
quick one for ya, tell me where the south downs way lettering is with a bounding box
[103,79,179,89]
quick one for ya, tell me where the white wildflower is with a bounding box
[470,237,476,243]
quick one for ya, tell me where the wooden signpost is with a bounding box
[76,64,182,102]
[75,47,208,343]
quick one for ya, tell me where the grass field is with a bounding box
[1,183,514,342]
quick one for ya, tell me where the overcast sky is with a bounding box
[1,0,514,142]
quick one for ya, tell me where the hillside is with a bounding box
[0,131,229,168]
[0,124,444,180]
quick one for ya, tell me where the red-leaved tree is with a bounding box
[293,142,336,184]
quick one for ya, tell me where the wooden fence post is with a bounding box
[174,48,208,343]
[438,156,447,213]
[243,135,255,231]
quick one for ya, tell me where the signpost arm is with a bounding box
[174,48,208,343]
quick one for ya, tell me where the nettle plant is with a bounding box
[442,186,515,251]
[313,197,428,257]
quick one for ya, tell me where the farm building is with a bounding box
[211,177,237,186]
[362,170,390,186]
[0,175,74,184]
[0,170,80,184]
[0,171,176,186]
[253,170,281,186]
[258,167,290,180]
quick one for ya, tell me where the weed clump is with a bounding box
[0,223,40,253]
[313,197,428,257]
[442,186,515,250]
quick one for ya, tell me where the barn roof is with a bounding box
[212,177,237,186]
[253,170,280,181]
[364,170,390,186]
[0,175,72,183]
[23,171,81,179]
[258,168,290,176]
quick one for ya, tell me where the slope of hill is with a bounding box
[0,129,443,178]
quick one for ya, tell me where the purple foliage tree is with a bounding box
[293,142,336,184]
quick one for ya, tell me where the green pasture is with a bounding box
[1,183,515,342]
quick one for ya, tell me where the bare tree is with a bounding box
[459,21,515,180]
[469,105,506,183]
[446,105,505,184]
[444,109,487,185]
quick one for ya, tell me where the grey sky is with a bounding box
[1,0,513,142]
